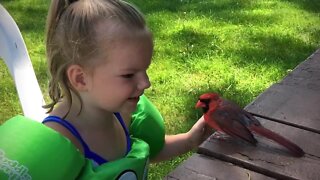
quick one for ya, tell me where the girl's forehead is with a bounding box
[90,20,153,68]
[95,19,151,41]
[93,32,153,68]
[98,28,153,57]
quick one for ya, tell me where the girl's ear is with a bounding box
[66,64,88,91]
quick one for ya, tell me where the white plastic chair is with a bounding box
[0,4,46,122]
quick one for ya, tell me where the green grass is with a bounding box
[1,0,320,179]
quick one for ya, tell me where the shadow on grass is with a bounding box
[279,0,320,13]
[133,0,320,15]
[132,0,320,72]
[159,25,317,73]
[231,33,316,69]
[134,0,279,26]
[170,28,221,63]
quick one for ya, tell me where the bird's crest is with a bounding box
[199,93,220,101]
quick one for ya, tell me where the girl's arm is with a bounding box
[150,116,212,163]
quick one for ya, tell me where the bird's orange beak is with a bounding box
[195,100,206,108]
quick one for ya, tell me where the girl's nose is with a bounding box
[138,72,151,90]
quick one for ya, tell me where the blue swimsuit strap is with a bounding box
[114,112,131,154]
[43,116,107,165]
[42,113,131,165]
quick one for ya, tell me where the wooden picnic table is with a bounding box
[165,49,320,180]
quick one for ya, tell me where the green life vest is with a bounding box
[0,95,165,179]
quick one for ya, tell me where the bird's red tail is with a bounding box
[250,126,305,157]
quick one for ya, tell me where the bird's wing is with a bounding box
[210,106,257,145]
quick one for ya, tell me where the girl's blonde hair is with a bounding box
[44,0,147,115]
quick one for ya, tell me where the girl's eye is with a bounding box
[121,74,134,79]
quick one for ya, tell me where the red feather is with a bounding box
[249,126,305,157]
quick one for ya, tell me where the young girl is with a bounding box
[42,0,211,178]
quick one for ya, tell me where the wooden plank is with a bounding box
[165,154,274,180]
[245,83,320,133]
[245,48,320,133]
[197,119,320,180]
[281,49,320,90]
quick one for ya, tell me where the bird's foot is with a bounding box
[212,131,230,140]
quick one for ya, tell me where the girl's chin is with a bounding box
[124,99,139,110]
[127,97,140,105]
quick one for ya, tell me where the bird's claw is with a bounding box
[212,131,230,140]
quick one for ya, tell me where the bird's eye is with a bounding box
[200,99,210,104]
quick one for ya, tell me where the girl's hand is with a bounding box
[186,116,213,149]
[150,116,213,162]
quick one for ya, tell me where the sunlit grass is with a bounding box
[1,0,320,179]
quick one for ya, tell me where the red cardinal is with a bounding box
[195,92,305,157]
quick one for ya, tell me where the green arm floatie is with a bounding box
[78,137,150,180]
[0,95,165,179]
[131,95,165,158]
[79,95,165,179]
[0,116,151,180]
[0,115,85,180]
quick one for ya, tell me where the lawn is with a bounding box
[1,0,320,179]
